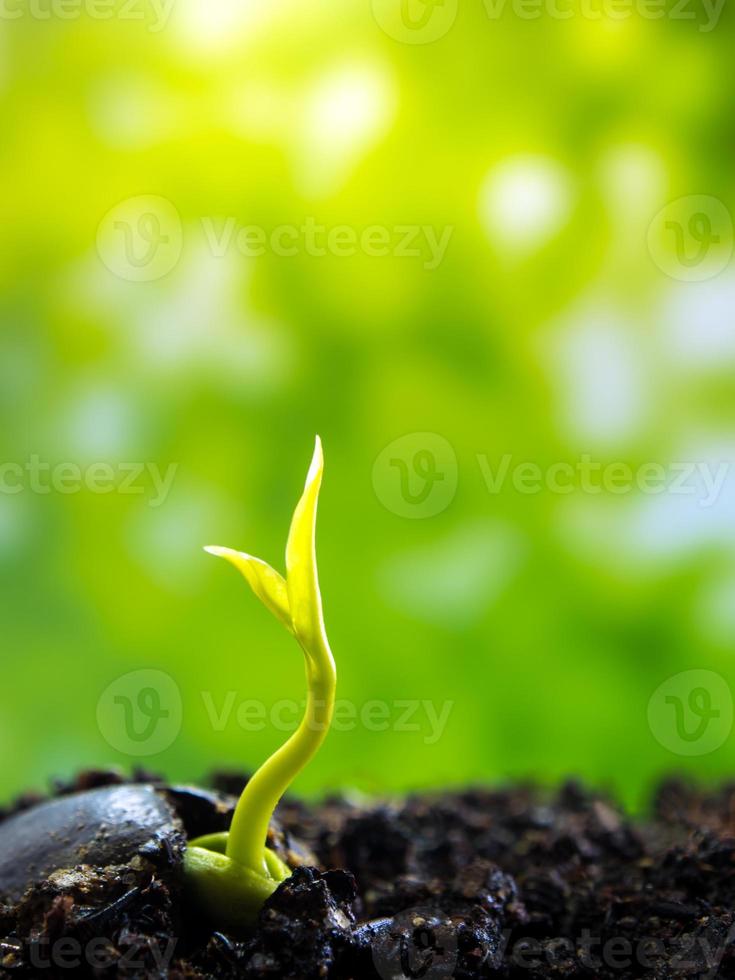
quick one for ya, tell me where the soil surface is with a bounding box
[1,770,734,978]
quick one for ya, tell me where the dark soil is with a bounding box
[1,770,734,978]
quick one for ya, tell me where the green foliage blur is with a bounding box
[2,0,734,811]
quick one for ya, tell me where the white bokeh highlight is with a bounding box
[296,61,396,197]
[479,155,573,254]
[545,301,649,448]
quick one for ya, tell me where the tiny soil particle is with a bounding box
[1,770,735,978]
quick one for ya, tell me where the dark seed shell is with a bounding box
[0,784,181,903]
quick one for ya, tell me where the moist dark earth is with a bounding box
[2,771,735,978]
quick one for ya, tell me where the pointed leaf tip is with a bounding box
[204,545,229,557]
[305,436,323,490]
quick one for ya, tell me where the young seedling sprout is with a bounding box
[184,437,336,929]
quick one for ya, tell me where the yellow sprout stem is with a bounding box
[204,437,336,879]
[226,636,335,872]
[186,439,336,929]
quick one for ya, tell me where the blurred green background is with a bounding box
[2,0,734,811]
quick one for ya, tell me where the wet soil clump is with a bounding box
[1,770,733,978]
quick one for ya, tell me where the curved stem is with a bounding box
[226,635,335,872]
